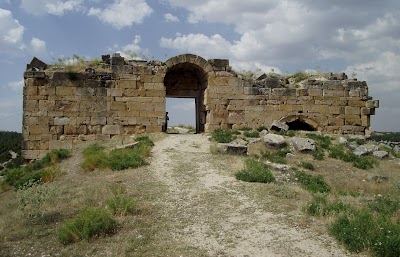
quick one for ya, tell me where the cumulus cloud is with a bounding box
[88,0,153,29]
[0,8,25,55]
[108,35,149,60]
[30,37,47,55]
[164,13,179,22]
[20,0,84,16]
[5,79,24,93]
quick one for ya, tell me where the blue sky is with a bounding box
[0,0,399,132]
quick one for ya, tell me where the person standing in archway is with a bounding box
[163,112,169,132]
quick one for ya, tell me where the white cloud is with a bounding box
[108,35,149,60]
[30,37,47,55]
[0,8,25,54]
[88,0,153,29]
[5,79,24,93]
[170,101,195,111]
[20,0,84,16]
[164,13,179,22]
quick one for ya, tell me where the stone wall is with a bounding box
[22,54,379,160]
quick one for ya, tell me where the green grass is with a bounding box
[2,149,70,189]
[312,147,325,160]
[306,133,332,149]
[277,130,296,137]
[238,127,253,131]
[298,161,315,170]
[235,158,275,183]
[295,171,331,193]
[81,137,153,172]
[106,196,136,216]
[58,208,117,245]
[306,195,352,216]
[243,130,260,138]
[210,129,237,143]
[261,149,290,164]
[329,145,377,170]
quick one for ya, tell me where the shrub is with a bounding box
[238,127,252,131]
[243,130,260,138]
[106,196,136,216]
[108,149,146,171]
[368,196,400,217]
[298,161,315,170]
[261,149,290,164]
[41,149,71,165]
[330,210,377,253]
[372,222,400,257]
[295,171,330,193]
[329,145,376,170]
[306,195,351,216]
[306,133,332,149]
[58,208,117,245]
[235,158,275,183]
[16,180,55,223]
[312,147,325,160]
[81,144,108,172]
[211,129,237,143]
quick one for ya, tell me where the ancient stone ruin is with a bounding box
[22,54,379,160]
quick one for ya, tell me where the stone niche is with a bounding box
[22,53,379,160]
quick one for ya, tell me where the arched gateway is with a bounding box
[21,53,378,160]
[164,54,214,133]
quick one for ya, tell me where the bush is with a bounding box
[306,133,332,149]
[329,145,376,170]
[108,149,146,171]
[295,171,330,193]
[312,147,325,160]
[243,130,260,138]
[298,161,315,170]
[16,180,55,223]
[368,196,400,217]
[81,144,108,172]
[372,222,400,257]
[235,158,275,183]
[106,196,136,216]
[306,195,351,216]
[211,129,237,143]
[58,208,117,245]
[238,127,252,131]
[261,149,290,164]
[330,210,377,253]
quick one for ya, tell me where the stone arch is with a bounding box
[278,115,322,131]
[164,54,213,133]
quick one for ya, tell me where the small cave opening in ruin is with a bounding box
[287,119,316,131]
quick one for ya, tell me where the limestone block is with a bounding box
[29,125,49,135]
[114,117,137,125]
[345,118,362,126]
[123,88,139,97]
[102,125,121,135]
[146,126,162,133]
[308,88,323,96]
[39,86,55,96]
[64,125,87,135]
[362,116,370,127]
[272,88,290,96]
[244,87,259,95]
[361,107,375,115]
[106,88,122,97]
[228,112,244,124]
[56,87,75,96]
[24,86,38,96]
[55,100,78,112]
[88,125,102,134]
[323,90,345,97]
[116,79,137,89]
[24,100,38,112]
[39,100,55,111]
[345,106,361,115]
[22,150,47,160]
[111,101,127,111]
[145,90,166,97]
[366,100,379,108]
[50,125,64,135]
[49,140,73,150]
[328,106,344,115]
[90,117,107,125]
[348,100,366,107]
[54,117,70,126]
[24,117,39,125]
[329,117,344,126]
[139,111,164,118]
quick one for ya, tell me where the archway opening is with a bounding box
[164,62,207,133]
[287,119,316,131]
[166,97,196,133]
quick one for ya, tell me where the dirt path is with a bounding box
[149,134,350,257]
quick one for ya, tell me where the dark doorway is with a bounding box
[164,63,207,133]
[287,119,316,131]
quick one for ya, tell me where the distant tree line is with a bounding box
[370,132,400,142]
[0,131,23,170]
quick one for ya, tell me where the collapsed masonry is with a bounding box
[22,54,379,160]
